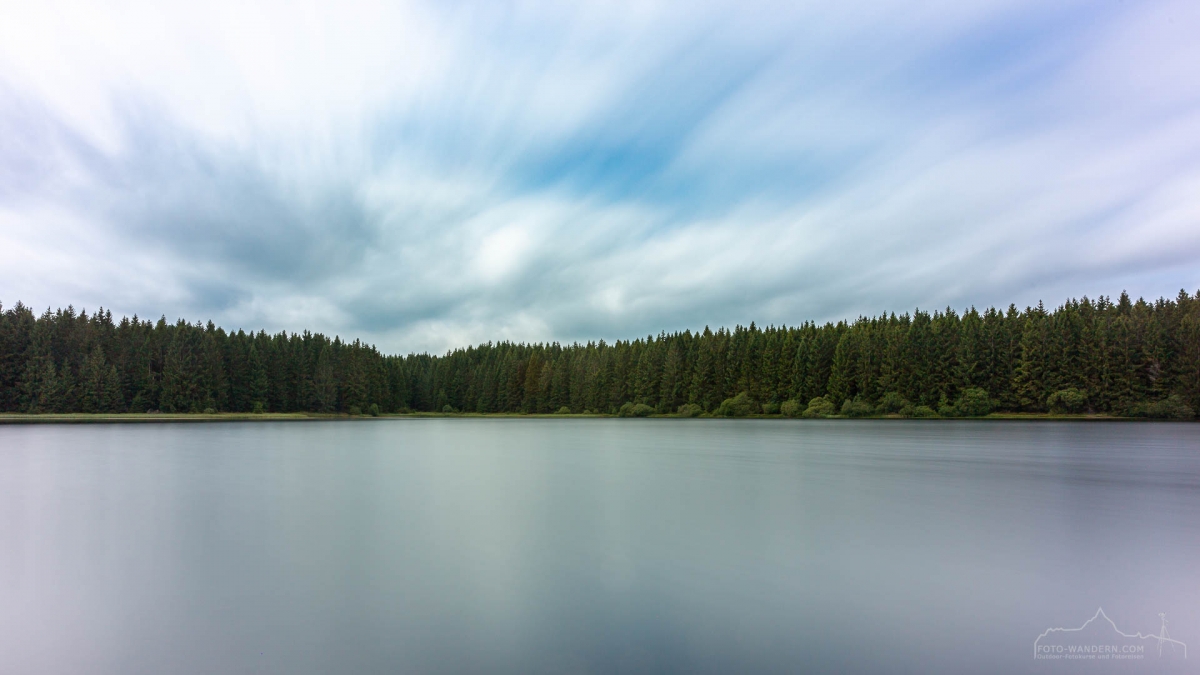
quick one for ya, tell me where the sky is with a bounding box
[1,0,1198,354]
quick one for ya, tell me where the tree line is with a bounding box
[0,290,1197,418]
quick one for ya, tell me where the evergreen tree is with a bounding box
[80,345,111,413]
[312,344,336,412]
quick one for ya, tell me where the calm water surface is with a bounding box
[1,420,1197,674]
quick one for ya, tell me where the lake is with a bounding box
[1,419,1197,674]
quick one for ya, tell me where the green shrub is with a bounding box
[802,397,837,418]
[349,405,363,416]
[618,402,654,417]
[956,388,992,417]
[875,392,909,415]
[202,407,216,415]
[556,406,572,414]
[911,405,938,418]
[841,398,874,418]
[898,404,915,417]
[252,401,265,414]
[716,391,757,417]
[1128,395,1195,419]
[761,401,780,415]
[937,403,957,417]
[1046,388,1088,414]
[368,403,381,417]
[677,403,703,417]
[780,399,804,418]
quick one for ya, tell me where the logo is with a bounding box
[1034,608,1187,661]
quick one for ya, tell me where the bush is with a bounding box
[761,401,780,415]
[911,405,938,418]
[780,399,804,418]
[876,392,909,415]
[1047,388,1088,414]
[618,402,654,417]
[202,407,216,415]
[716,392,757,417]
[677,403,703,417]
[348,405,363,416]
[441,404,456,414]
[841,398,874,418]
[1128,395,1195,419]
[251,401,265,414]
[802,397,837,418]
[556,406,572,414]
[956,388,992,417]
[368,403,381,417]
[937,403,958,417]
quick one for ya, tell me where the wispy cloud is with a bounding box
[1,0,1198,352]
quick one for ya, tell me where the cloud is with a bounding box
[1,0,1198,353]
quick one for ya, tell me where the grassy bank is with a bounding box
[0,411,1178,424]
[0,412,331,424]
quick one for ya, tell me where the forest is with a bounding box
[0,291,1197,419]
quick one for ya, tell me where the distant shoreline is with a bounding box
[4,293,1199,422]
[0,412,1183,425]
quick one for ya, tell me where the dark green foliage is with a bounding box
[955,387,992,417]
[1,291,1199,418]
[1127,395,1194,419]
[803,397,836,418]
[716,391,756,417]
[369,403,381,417]
[79,346,124,413]
[841,398,873,417]
[1047,388,1088,414]
[761,401,780,415]
[617,402,654,417]
[556,406,572,414]
[875,392,909,415]
[780,399,803,417]
[21,358,61,413]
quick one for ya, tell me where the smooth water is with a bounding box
[1,419,1197,674]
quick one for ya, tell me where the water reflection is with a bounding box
[1,420,1197,673]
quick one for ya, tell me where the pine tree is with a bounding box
[21,358,61,413]
[312,344,335,412]
[80,345,110,413]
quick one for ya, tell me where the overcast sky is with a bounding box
[1,0,1198,353]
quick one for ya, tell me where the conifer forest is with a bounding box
[1,291,1197,418]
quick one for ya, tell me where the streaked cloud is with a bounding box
[1,0,1198,352]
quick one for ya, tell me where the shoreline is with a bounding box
[0,412,1184,424]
